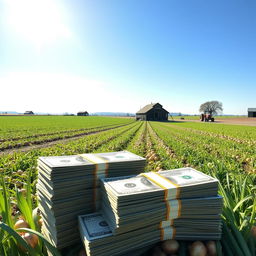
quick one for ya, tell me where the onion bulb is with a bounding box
[22,233,39,248]
[206,241,217,256]
[161,240,179,254]
[17,170,23,175]
[14,219,29,230]
[149,156,154,161]
[19,233,39,251]
[189,241,207,256]
[38,218,43,228]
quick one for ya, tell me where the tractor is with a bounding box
[200,113,214,122]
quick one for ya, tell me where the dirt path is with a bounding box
[216,118,256,126]
[172,118,256,126]
[0,123,131,156]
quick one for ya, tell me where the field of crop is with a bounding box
[172,115,247,120]
[0,116,255,255]
[0,116,133,151]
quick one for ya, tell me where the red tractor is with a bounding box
[200,114,214,122]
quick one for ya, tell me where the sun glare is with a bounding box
[5,0,71,50]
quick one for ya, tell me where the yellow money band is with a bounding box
[79,154,109,176]
[159,219,176,229]
[154,172,181,199]
[141,172,181,220]
[79,154,109,210]
[141,173,168,190]
[159,226,176,241]
[141,173,171,218]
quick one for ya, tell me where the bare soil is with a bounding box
[0,135,84,155]
[215,117,256,126]
[173,117,256,126]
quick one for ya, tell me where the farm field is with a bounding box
[0,116,255,255]
[172,115,248,120]
[172,116,256,126]
[0,116,134,151]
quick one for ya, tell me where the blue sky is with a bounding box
[0,0,255,114]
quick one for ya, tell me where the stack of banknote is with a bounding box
[78,213,155,256]
[37,151,146,249]
[79,168,223,256]
[101,168,222,235]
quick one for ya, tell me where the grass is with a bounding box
[0,170,61,255]
[0,116,134,140]
[0,117,255,255]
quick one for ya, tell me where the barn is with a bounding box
[248,108,256,118]
[77,111,89,116]
[136,103,169,121]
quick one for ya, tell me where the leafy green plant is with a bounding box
[0,117,255,255]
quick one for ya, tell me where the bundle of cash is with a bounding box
[79,168,223,256]
[78,211,221,256]
[37,151,146,249]
[78,213,156,256]
[100,168,222,236]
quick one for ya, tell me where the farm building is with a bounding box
[24,111,34,115]
[77,111,89,116]
[136,103,169,121]
[248,108,256,117]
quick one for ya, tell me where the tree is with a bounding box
[199,101,223,116]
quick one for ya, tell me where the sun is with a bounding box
[5,0,71,50]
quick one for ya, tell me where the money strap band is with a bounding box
[160,226,176,241]
[79,154,109,177]
[79,154,109,210]
[159,219,174,229]
[142,172,181,220]
[166,200,181,219]
[141,172,180,200]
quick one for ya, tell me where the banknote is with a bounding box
[37,151,146,249]
[99,167,222,245]
[39,151,145,168]
[79,213,113,241]
[102,168,218,199]
[78,211,222,256]
[38,155,91,168]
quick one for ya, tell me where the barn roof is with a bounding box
[136,103,168,114]
[77,111,88,113]
[248,108,256,112]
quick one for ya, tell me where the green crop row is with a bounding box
[167,121,256,141]
[147,121,256,255]
[0,122,132,151]
[150,122,255,173]
[0,121,143,255]
[0,119,255,255]
[0,116,134,140]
